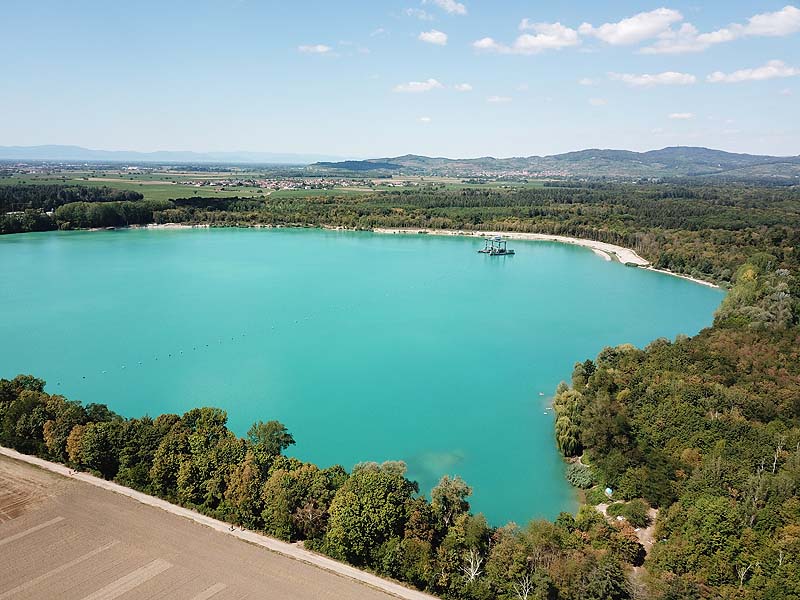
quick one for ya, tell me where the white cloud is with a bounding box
[514,23,581,53]
[418,116,432,123]
[589,97,608,106]
[578,78,594,86]
[641,23,736,54]
[609,71,696,87]
[298,44,332,54]
[370,28,387,37]
[472,22,580,55]
[579,8,682,45]
[742,5,800,36]
[487,95,512,103]
[642,6,800,54]
[404,8,434,21]
[473,37,501,51]
[454,83,473,92]
[393,78,445,93]
[668,112,694,119]
[425,0,467,16]
[707,59,800,83]
[781,88,793,96]
[419,29,448,45]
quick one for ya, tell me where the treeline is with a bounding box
[553,256,800,598]
[0,184,143,212]
[1,374,642,600]
[0,184,148,234]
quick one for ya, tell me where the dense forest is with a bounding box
[554,255,800,598]
[2,182,798,287]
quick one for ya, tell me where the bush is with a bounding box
[565,462,596,489]
[584,486,608,506]
[606,500,650,528]
[621,499,650,528]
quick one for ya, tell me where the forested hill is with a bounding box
[553,255,800,598]
[311,147,800,179]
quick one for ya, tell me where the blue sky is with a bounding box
[1,1,798,157]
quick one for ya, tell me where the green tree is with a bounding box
[323,461,416,564]
[248,420,295,457]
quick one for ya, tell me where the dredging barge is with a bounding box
[478,236,515,255]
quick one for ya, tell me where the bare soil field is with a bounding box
[0,454,412,600]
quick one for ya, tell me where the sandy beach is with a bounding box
[372,227,721,289]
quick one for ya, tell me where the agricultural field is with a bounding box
[0,168,549,202]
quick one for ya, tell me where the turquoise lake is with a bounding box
[0,228,724,525]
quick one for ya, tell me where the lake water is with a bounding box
[0,228,724,524]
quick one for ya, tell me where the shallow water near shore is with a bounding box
[0,228,724,524]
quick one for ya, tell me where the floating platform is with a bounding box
[478,236,515,255]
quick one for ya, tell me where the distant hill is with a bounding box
[3,145,799,179]
[0,145,349,165]
[309,147,800,180]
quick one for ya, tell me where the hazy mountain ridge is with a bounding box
[311,147,800,179]
[2,145,799,179]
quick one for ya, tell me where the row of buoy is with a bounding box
[55,301,440,387]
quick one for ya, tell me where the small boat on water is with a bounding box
[478,236,515,255]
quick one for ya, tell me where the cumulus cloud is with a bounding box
[393,78,445,93]
[298,44,332,54]
[418,116,432,123]
[668,112,694,119]
[643,5,800,54]
[742,5,800,36]
[579,8,682,45]
[487,95,512,103]
[454,83,473,91]
[641,23,736,54]
[419,29,448,45]
[589,97,608,106]
[425,0,467,15]
[472,22,580,55]
[608,71,696,87]
[404,8,434,21]
[578,78,594,86]
[473,37,501,51]
[707,59,800,83]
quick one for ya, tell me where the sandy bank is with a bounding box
[591,248,612,262]
[143,223,210,230]
[372,228,720,288]
[373,227,650,265]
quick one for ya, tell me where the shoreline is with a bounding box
[371,227,721,289]
[85,222,720,289]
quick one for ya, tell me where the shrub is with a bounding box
[585,486,608,506]
[565,462,596,489]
